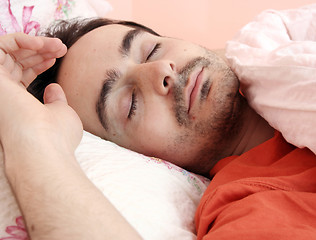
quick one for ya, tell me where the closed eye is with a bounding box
[146,43,161,61]
[128,90,137,119]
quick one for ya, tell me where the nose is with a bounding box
[135,60,176,95]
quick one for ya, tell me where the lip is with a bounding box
[186,67,204,113]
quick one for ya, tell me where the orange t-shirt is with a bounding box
[195,132,316,239]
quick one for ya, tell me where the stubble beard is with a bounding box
[170,51,247,174]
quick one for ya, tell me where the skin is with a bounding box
[0,33,142,240]
[57,24,251,175]
[0,30,273,238]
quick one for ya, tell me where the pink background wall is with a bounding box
[106,0,315,49]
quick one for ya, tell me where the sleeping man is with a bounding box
[0,4,315,240]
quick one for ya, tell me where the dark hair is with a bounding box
[27,17,159,102]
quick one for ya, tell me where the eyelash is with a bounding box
[146,43,161,61]
[127,43,161,119]
[128,90,137,119]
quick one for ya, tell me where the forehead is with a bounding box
[67,24,133,60]
[58,24,134,136]
[59,24,134,94]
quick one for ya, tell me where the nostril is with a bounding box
[170,63,175,71]
[163,77,168,87]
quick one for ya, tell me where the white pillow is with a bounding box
[76,132,210,239]
[0,131,210,239]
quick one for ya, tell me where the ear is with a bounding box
[43,83,67,104]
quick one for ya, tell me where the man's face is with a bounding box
[58,24,244,175]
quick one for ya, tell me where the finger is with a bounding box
[14,47,66,66]
[2,53,16,74]
[21,58,56,87]
[13,40,67,62]
[0,33,43,53]
[43,83,67,104]
[15,50,64,70]
[31,58,56,76]
[9,42,66,75]
[8,49,36,63]
[0,34,66,63]
[43,84,83,150]
[36,36,67,58]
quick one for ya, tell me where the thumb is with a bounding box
[43,83,67,104]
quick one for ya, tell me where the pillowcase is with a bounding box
[0,0,112,35]
[76,132,210,239]
[0,131,210,239]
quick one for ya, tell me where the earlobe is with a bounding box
[43,83,68,104]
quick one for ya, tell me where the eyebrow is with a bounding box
[96,69,120,131]
[119,28,144,57]
[96,28,143,131]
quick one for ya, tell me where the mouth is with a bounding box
[186,67,204,113]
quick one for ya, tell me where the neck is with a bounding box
[213,48,275,157]
[214,48,275,156]
[230,104,275,156]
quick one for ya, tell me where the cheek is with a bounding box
[132,117,199,161]
[132,112,177,153]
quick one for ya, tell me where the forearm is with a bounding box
[0,33,138,239]
[4,144,142,240]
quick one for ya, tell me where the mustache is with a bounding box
[178,57,210,86]
[173,57,210,127]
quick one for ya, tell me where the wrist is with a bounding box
[4,138,78,184]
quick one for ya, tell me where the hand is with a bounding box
[0,73,83,163]
[0,40,141,240]
[0,32,66,88]
[0,32,79,159]
[0,54,82,171]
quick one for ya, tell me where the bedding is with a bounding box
[0,0,112,35]
[197,5,316,239]
[0,131,209,239]
[225,3,316,154]
[0,1,210,239]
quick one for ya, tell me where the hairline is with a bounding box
[28,18,160,104]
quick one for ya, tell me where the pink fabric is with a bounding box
[226,4,316,153]
[0,0,40,35]
[0,216,28,240]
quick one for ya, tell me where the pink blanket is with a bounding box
[226,4,316,154]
